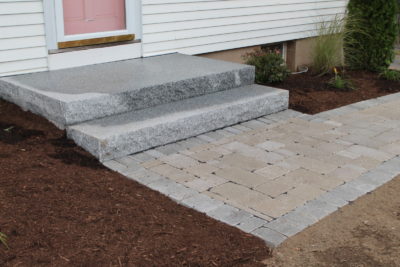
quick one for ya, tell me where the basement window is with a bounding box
[260,42,287,62]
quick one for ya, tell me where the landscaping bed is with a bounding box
[246,0,400,115]
[0,99,270,266]
[276,70,400,114]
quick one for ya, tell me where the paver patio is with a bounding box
[104,92,400,247]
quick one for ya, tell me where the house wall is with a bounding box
[286,37,316,71]
[142,0,348,57]
[0,0,348,77]
[0,0,48,76]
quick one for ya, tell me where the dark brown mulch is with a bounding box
[275,70,400,114]
[0,99,270,266]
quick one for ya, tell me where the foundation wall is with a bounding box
[199,45,261,64]
[199,37,316,72]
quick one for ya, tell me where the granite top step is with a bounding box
[0,54,254,128]
[67,84,288,161]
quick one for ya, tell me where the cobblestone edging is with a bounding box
[103,92,400,248]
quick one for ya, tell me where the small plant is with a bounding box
[379,69,400,81]
[244,49,290,84]
[0,232,8,249]
[328,67,355,90]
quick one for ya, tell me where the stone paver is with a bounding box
[255,165,290,180]
[160,153,199,169]
[285,156,338,174]
[277,168,343,191]
[106,92,400,248]
[184,174,227,192]
[207,204,251,225]
[286,184,326,202]
[181,193,224,213]
[184,163,219,177]
[255,180,294,198]
[328,164,367,182]
[219,153,268,171]
[236,215,267,233]
[251,227,287,247]
[214,167,267,188]
[211,182,268,207]
[150,164,196,183]
[256,140,285,151]
[189,150,222,162]
[251,194,305,218]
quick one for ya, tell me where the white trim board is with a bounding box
[48,42,142,70]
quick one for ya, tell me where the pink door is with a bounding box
[63,0,126,35]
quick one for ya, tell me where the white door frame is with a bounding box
[44,0,142,50]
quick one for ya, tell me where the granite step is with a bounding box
[67,84,288,161]
[0,54,254,128]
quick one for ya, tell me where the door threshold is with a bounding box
[49,39,141,54]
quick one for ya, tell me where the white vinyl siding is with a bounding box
[0,0,48,77]
[142,0,348,56]
[0,0,348,75]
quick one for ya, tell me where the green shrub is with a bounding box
[244,50,290,84]
[379,69,400,81]
[345,0,399,71]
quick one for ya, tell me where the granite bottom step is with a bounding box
[67,84,288,161]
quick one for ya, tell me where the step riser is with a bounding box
[67,90,288,161]
[0,67,254,128]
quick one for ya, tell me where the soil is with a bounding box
[275,70,400,114]
[0,99,270,266]
[266,175,400,267]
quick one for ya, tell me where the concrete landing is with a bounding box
[68,85,288,161]
[0,54,254,128]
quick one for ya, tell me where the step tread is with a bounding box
[69,84,285,137]
[4,53,252,95]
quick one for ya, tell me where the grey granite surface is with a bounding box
[67,85,289,161]
[0,54,255,127]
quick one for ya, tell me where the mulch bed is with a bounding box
[1,68,397,266]
[0,100,270,266]
[275,70,400,114]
